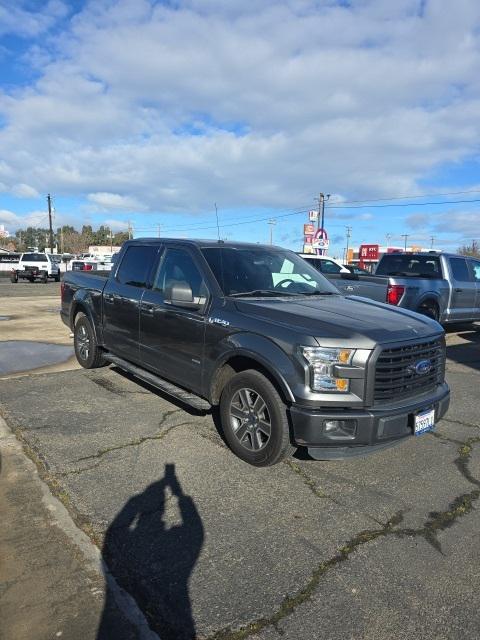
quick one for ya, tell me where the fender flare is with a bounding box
[70,291,103,344]
[209,333,298,404]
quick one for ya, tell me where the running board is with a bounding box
[104,353,211,411]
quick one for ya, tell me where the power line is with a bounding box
[327,188,480,206]
[327,197,480,210]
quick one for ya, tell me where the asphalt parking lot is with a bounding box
[1,283,479,639]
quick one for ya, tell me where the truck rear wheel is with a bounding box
[417,300,439,322]
[10,272,18,283]
[74,313,106,369]
[219,369,294,466]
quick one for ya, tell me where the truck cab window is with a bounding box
[449,257,471,282]
[116,245,158,287]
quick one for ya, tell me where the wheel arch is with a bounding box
[209,350,295,406]
[71,294,103,344]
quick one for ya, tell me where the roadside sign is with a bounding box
[312,228,329,255]
[359,244,379,260]
[309,210,318,222]
[304,224,315,236]
[304,235,313,244]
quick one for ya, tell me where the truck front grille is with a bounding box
[374,337,445,404]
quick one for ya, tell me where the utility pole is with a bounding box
[47,194,54,253]
[317,194,323,233]
[60,228,64,254]
[401,234,409,251]
[109,228,113,253]
[430,236,435,249]
[127,220,132,240]
[268,218,277,245]
[385,233,392,247]
[345,226,352,263]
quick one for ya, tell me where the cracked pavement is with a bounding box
[0,324,479,639]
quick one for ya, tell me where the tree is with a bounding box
[458,241,479,258]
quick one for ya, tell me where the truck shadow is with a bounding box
[96,463,204,640]
[446,328,480,372]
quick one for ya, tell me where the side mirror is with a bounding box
[164,280,205,310]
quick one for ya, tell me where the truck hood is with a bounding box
[234,295,441,348]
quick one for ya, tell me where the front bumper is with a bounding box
[289,382,450,459]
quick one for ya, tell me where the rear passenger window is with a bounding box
[116,246,158,287]
[450,257,471,282]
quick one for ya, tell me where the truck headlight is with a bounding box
[301,347,355,392]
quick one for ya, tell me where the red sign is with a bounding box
[304,224,315,236]
[304,235,313,244]
[359,244,379,260]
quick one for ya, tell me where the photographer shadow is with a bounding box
[97,464,204,640]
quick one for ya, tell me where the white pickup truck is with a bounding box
[11,252,61,283]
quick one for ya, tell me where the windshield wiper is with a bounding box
[302,290,337,296]
[229,289,300,298]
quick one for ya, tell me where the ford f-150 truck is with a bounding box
[11,252,61,283]
[61,239,450,466]
[374,252,480,324]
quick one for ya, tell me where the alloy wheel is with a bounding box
[229,387,271,451]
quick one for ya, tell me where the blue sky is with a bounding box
[1,0,480,257]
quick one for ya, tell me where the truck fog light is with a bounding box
[323,419,357,440]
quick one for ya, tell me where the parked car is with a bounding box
[61,239,449,467]
[374,252,480,324]
[298,253,387,302]
[11,252,61,283]
[297,253,350,274]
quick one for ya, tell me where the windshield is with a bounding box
[376,254,442,278]
[22,253,47,262]
[201,247,339,296]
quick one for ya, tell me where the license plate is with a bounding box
[414,408,435,435]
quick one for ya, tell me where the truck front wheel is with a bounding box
[74,313,106,369]
[219,369,294,466]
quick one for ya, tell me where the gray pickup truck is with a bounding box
[375,252,480,324]
[61,239,449,466]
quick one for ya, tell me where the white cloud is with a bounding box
[87,192,145,211]
[11,183,40,198]
[0,0,480,219]
[103,218,129,231]
[0,0,68,38]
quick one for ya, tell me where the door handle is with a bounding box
[454,288,463,293]
[141,302,156,315]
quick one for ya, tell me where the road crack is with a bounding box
[73,420,191,464]
[207,435,480,639]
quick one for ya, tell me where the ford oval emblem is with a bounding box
[415,359,432,375]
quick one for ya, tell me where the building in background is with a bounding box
[0,224,10,238]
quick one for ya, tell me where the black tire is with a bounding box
[219,369,294,466]
[29,277,35,283]
[10,273,18,283]
[74,313,106,369]
[42,272,48,283]
[55,274,61,282]
[417,300,439,322]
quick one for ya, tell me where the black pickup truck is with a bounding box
[61,239,450,466]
